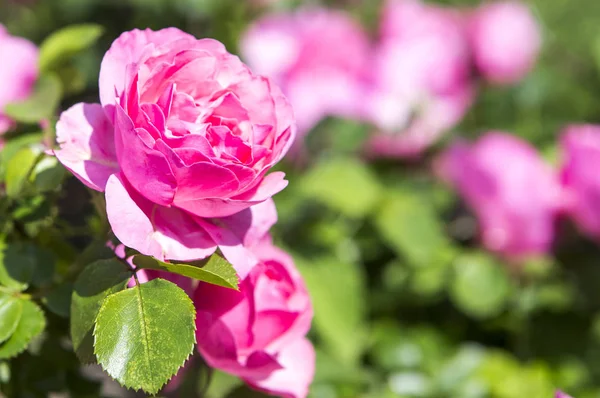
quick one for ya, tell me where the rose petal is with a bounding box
[245,338,315,398]
[113,104,177,206]
[99,28,196,117]
[105,174,217,261]
[55,103,119,192]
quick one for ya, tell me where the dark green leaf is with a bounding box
[0,300,45,359]
[43,283,73,318]
[93,278,196,394]
[39,24,104,71]
[71,259,130,364]
[449,253,513,319]
[5,147,39,198]
[133,252,239,290]
[31,156,66,192]
[0,241,38,292]
[4,74,62,124]
[0,292,23,344]
[299,158,382,218]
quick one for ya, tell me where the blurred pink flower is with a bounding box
[0,24,39,135]
[54,28,293,277]
[366,0,473,158]
[468,1,541,84]
[556,391,574,398]
[560,125,600,241]
[241,8,371,135]
[194,236,314,398]
[437,132,563,259]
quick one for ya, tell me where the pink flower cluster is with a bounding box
[437,124,600,261]
[241,0,541,157]
[0,24,39,143]
[55,28,314,397]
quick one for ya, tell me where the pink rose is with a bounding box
[0,24,39,134]
[468,1,541,84]
[241,8,371,135]
[366,0,473,158]
[55,28,294,276]
[194,237,314,398]
[559,125,600,241]
[437,133,563,259]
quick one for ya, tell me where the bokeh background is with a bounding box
[2,0,600,397]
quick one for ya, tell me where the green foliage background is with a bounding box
[2,0,600,397]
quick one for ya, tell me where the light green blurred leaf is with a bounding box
[450,253,513,319]
[4,74,62,124]
[133,252,239,290]
[5,147,40,198]
[71,259,131,364]
[39,24,104,72]
[299,158,382,218]
[296,255,367,364]
[0,133,43,178]
[94,278,196,394]
[375,189,450,267]
[31,156,66,192]
[0,293,23,344]
[0,300,45,359]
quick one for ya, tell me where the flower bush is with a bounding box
[0,0,597,397]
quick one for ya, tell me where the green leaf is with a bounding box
[0,241,38,292]
[31,156,66,192]
[296,255,367,365]
[133,252,239,290]
[0,300,45,359]
[449,252,513,319]
[0,132,43,178]
[5,147,40,198]
[375,190,450,268]
[43,283,73,318]
[299,158,382,218]
[71,259,131,364]
[93,278,196,394]
[0,292,23,344]
[39,24,104,71]
[4,74,62,124]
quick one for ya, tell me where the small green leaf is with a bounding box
[71,259,131,364]
[39,24,104,71]
[375,190,450,268]
[94,278,196,394]
[0,293,23,344]
[43,282,73,318]
[0,132,43,178]
[5,147,40,198]
[4,74,62,124]
[0,241,38,292]
[0,300,46,359]
[299,158,382,218]
[133,252,239,290]
[31,156,66,192]
[449,252,513,319]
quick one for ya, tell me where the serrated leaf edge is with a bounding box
[92,282,197,395]
[0,301,46,359]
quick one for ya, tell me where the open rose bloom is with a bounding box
[0,24,39,136]
[366,0,473,158]
[55,28,295,277]
[437,132,563,259]
[194,236,314,398]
